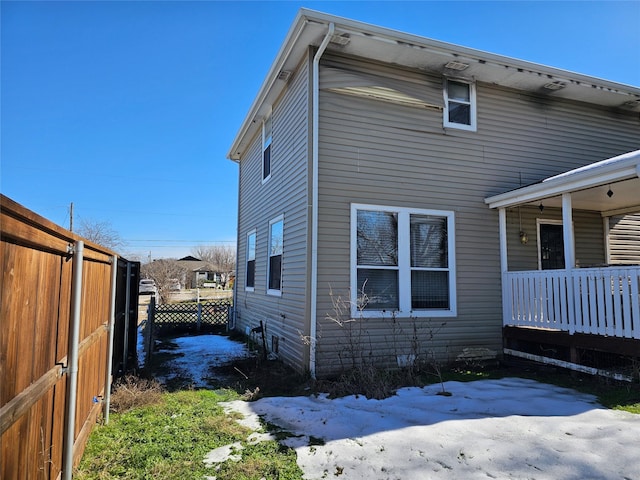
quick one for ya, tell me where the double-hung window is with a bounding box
[245,230,256,291]
[262,115,272,182]
[444,79,476,131]
[351,204,456,317]
[267,215,283,295]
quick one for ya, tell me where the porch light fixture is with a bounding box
[607,186,614,198]
[518,204,528,244]
[539,203,544,212]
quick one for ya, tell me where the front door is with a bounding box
[540,223,564,270]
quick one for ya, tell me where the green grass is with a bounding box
[75,388,302,480]
[76,342,639,479]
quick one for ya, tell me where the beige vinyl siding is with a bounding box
[235,55,311,372]
[608,213,640,265]
[505,207,605,271]
[314,53,639,377]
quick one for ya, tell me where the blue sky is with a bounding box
[2,1,639,261]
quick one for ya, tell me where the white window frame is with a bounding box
[245,230,256,291]
[262,115,272,183]
[350,204,457,318]
[267,215,283,296]
[443,78,477,131]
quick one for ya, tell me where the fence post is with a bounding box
[104,255,119,424]
[146,296,155,367]
[197,303,202,331]
[62,240,84,480]
[122,262,132,372]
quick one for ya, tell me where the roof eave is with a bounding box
[226,11,314,161]
[485,151,640,209]
[226,9,640,162]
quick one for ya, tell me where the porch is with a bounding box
[504,266,640,338]
[485,150,640,375]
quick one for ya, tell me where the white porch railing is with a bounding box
[503,266,640,339]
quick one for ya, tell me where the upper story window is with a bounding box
[267,215,283,295]
[444,79,476,131]
[351,204,457,318]
[262,115,272,182]
[245,230,256,291]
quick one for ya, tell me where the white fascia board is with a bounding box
[300,9,640,94]
[227,8,640,161]
[227,12,311,161]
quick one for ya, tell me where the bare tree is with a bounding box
[141,259,188,303]
[191,245,236,288]
[76,218,125,251]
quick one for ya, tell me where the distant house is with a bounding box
[176,256,221,289]
[227,9,640,378]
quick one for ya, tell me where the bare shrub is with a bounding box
[314,286,450,398]
[109,375,164,413]
[318,365,396,400]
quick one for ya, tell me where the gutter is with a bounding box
[309,22,335,379]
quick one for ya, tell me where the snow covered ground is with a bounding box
[143,333,639,479]
[152,333,250,388]
[221,378,640,479]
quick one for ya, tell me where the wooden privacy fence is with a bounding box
[0,194,138,480]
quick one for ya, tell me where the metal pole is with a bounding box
[122,261,132,372]
[62,240,84,480]
[104,255,119,424]
[147,295,155,367]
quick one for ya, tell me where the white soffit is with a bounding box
[227,9,640,161]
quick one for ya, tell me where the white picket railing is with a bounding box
[503,266,640,339]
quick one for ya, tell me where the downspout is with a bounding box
[104,255,119,424]
[310,22,335,379]
[62,240,84,480]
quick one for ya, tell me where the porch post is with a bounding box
[498,208,508,273]
[562,193,575,269]
[498,208,509,328]
[562,193,577,338]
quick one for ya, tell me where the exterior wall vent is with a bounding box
[330,34,350,46]
[621,99,640,109]
[444,61,470,71]
[543,81,567,90]
[278,70,292,81]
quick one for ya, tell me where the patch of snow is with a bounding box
[155,334,250,387]
[222,378,640,479]
[136,324,146,368]
[247,432,278,445]
[203,442,243,467]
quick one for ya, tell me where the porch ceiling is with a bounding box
[485,150,640,215]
